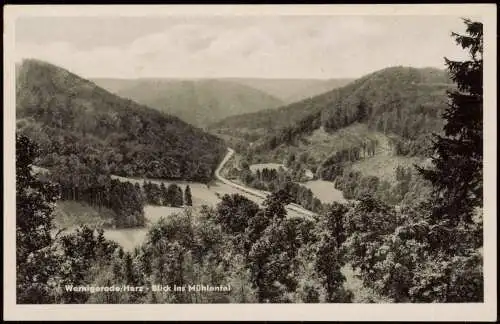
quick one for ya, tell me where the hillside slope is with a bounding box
[215,67,452,207]
[222,78,354,103]
[16,59,226,182]
[213,66,452,154]
[92,78,284,127]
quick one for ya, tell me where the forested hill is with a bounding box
[16,59,226,182]
[211,66,452,153]
[92,78,284,128]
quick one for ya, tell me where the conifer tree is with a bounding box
[418,19,483,226]
[175,185,184,207]
[160,182,168,206]
[356,99,367,121]
[184,185,193,206]
[411,19,484,302]
[166,184,183,207]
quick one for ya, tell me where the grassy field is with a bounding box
[103,228,149,252]
[300,180,346,204]
[56,172,309,252]
[111,175,246,207]
[54,200,115,229]
[143,205,184,224]
[54,200,186,251]
[102,183,294,251]
[349,155,426,183]
[103,205,184,251]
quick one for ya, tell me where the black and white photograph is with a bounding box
[3,4,497,321]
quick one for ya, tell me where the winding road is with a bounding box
[214,148,317,219]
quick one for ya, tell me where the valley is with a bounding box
[19,61,452,252]
[92,77,353,128]
[45,130,348,253]
[102,147,319,251]
[92,78,285,128]
[14,16,485,307]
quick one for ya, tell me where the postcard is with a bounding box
[3,4,497,321]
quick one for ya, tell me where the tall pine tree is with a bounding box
[418,19,483,226]
[411,19,484,302]
[184,185,193,206]
[160,182,168,206]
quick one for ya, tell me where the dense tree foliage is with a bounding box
[212,66,453,220]
[16,134,60,303]
[255,66,449,155]
[16,59,226,183]
[50,170,145,228]
[166,184,184,207]
[18,164,352,304]
[216,194,260,236]
[317,140,378,180]
[16,134,122,303]
[315,203,353,302]
[332,165,432,206]
[55,226,125,303]
[17,133,346,304]
[211,67,451,155]
[415,18,484,300]
[15,59,225,227]
[142,181,185,207]
[29,151,146,228]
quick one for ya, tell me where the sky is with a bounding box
[15,15,471,79]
